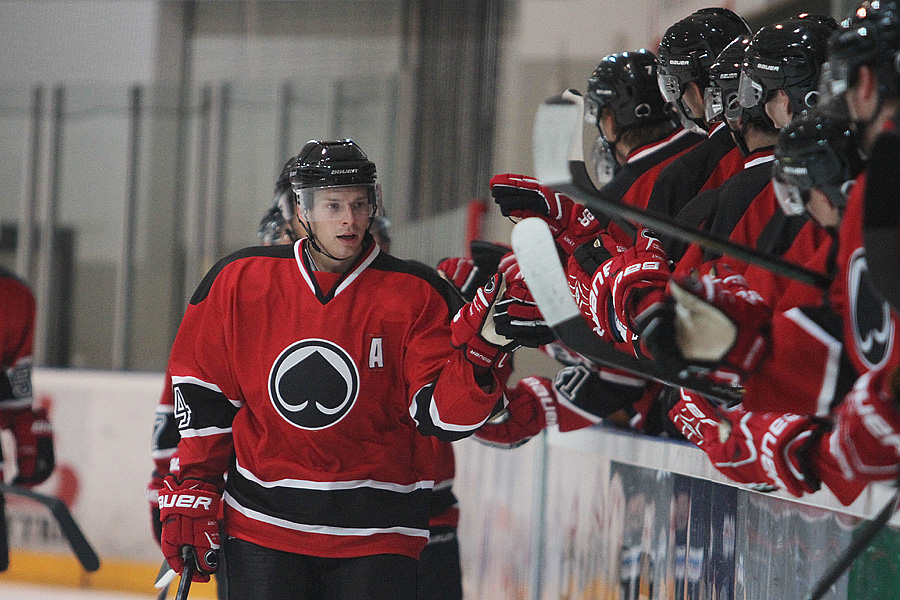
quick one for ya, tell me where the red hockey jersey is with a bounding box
[1,267,36,411]
[168,239,502,559]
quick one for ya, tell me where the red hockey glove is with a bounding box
[490,173,602,254]
[474,377,557,448]
[831,366,900,483]
[610,230,671,332]
[493,278,556,348]
[437,257,482,301]
[553,364,646,423]
[437,241,512,302]
[498,251,521,281]
[451,273,517,369]
[638,270,771,384]
[566,233,628,342]
[474,372,597,448]
[2,407,55,487]
[669,391,821,497]
[158,475,221,582]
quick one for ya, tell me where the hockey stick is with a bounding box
[531,93,831,289]
[532,91,637,237]
[803,483,900,600]
[0,491,8,572]
[0,482,100,571]
[512,217,742,404]
[175,546,197,600]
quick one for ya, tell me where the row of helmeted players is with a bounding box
[469,2,900,512]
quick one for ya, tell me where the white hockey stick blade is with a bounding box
[156,566,177,589]
[511,217,581,328]
[532,94,581,186]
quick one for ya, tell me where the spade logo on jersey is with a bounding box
[269,339,360,430]
[848,248,893,370]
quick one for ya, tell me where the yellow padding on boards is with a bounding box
[0,550,218,598]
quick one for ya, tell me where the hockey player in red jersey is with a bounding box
[0,267,55,489]
[156,139,545,600]
[582,49,703,214]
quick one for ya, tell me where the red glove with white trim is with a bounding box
[1,407,55,487]
[437,241,512,302]
[493,278,556,349]
[669,391,821,497]
[490,173,602,255]
[451,273,517,369]
[830,366,900,483]
[474,374,597,448]
[158,475,221,582]
[610,229,671,332]
[566,233,628,343]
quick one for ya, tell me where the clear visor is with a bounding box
[703,86,724,123]
[817,61,850,114]
[589,135,618,187]
[737,71,764,109]
[657,72,683,104]
[297,184,381,222]
[772,175,809,217]
[584,96,600,126]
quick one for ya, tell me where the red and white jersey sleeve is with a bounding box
[168,239,499,560]
[0,268,37,411]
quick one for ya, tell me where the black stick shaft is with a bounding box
[0,482,100,571]
[804,487,900,600]
[555,181,833,289]
[175,546,197,600]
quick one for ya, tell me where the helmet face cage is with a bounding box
[705,35,751,123]
[772,114,859,216]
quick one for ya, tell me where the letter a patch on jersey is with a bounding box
[369,337,384,369]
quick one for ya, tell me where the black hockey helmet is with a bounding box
[820,0,900,111]
[657,7,751,126]
[738,15,838,116]
[290,139,380,217]
[258,204,288,245]
[705,34,753,124]
[586,49,673,134]
[772,110,863,217]
[274,156,297,222]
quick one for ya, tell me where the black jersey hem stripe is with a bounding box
[224,492,430,538]
[233,460,433,493]
[227,467,431,531]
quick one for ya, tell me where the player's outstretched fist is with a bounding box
[490,173,601,255]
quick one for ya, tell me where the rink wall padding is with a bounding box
[0,369,898,598]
